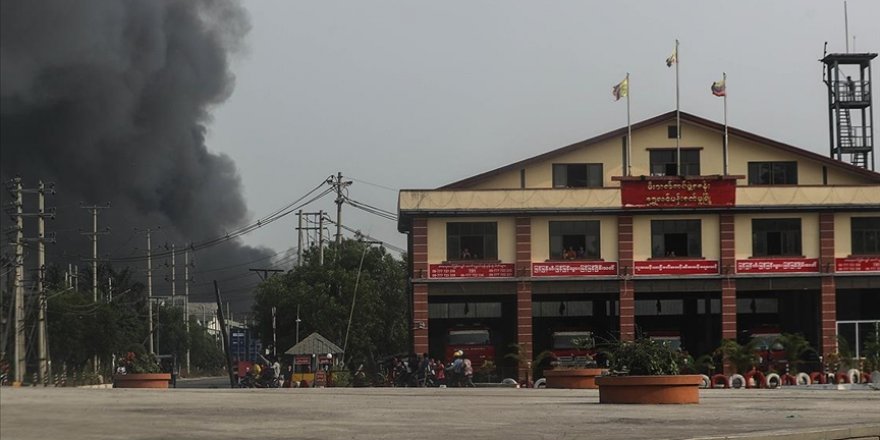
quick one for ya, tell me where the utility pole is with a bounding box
[332,172,351,249]
[36,181,56,385]
[184,247,191,375]
[295,211,325,266]
[295,305,301,344]
[139,227,158,354]
[169,243,176,301]
[318,210,325,265]
[272,306,277,357]
[297,210,303,266]
[80,203,110,303]
[9,178,25,384]
[81,203,109,374]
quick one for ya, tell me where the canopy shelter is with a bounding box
[284,332,342,357]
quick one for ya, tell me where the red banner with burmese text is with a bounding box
[835,257,880,272]
[633,260,719,275]
[429,263,515,279]
[736,258,819,274]
[532,261,618,277]
[621,178,736,208]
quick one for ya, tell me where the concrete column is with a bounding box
[514,217,532,381]
[818,213,837,356]
[411,218,429,355]
[618,215,634,341]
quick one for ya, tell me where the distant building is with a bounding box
[398,111,880,379]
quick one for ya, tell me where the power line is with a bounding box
[348,176,398,192]
[107,182,334,263]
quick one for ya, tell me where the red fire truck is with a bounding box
[548,331,596,368]
[445,327,495,369]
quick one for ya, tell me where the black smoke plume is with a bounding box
[1,0,274,313]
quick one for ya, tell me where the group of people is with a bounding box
[387,350,474,387]
[459,248,480,260]
[240,354,283,388]
[562,246,587,260]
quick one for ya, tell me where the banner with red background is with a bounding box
[620,178,736,208]
[633,260,719,275]
[532,261,618,277]
[428,263,516,278]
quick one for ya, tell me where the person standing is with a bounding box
[462,355,475,387]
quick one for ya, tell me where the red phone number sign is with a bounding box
[532,261,618,277]
[835,257,880,272]
[621,179,736,208]
[633,260,719,275]
[736,258,818,273]
[428,263,515,278]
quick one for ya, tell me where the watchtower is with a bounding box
[821,52,876,170]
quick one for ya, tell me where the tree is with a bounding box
[252,239,408,371]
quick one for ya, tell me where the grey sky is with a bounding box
[207,0,880,255]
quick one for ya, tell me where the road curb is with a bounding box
[688,423,880,440]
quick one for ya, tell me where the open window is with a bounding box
[552,163,603,188]
[651,220,701,258]
[752,218,801,256]
[446,222,498,260]
[549,220,600,260]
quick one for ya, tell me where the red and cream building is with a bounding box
[398,111,880,379]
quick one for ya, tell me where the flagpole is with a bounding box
[626,72,632,177]
[675,39,681,176]
[722,72,729,176]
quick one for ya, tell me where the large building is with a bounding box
[397,110,880,378]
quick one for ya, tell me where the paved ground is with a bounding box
[1,385,878,440]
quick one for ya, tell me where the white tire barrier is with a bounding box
[846,369,861,385]
[765,373,781,389]
[729,374,746,389]
[533,378,546,388]
[796,372,811,385]
[501,378,518,386]
[699,374,711,389]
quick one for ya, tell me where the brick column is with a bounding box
[413,283,429,355]
[412,218,429,355]
[819,213,837,357]
[515,217,533,381]
[720,214,737,376]
[618,215,634,341]
[720,214,737,341]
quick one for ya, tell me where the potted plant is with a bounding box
[541,334,607,389]
[113,349,171,389]
[594,335,702,404]
[862,323,880,382]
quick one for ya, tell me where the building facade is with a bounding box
[397,111,880,378]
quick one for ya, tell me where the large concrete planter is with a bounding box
[113,373,171,389]
[543,368,606,389]
[595,375,702,404]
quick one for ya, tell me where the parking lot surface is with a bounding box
[1,386,879,440]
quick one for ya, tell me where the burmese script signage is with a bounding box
[294,355,311,366]
[835,257,880,272]
[633,260,719,275]
[428,263,516,278]
[620,179,736,208]
[736,258,819,274]
[532,261,618,277]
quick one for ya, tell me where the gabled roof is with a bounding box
[284,332,343,356]
[440,110,880,189]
